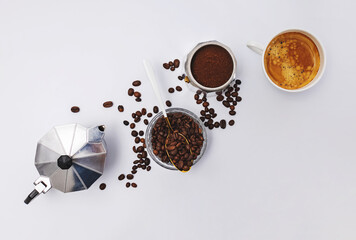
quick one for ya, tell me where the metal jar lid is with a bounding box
[184,40,237,92]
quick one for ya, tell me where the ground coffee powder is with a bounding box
[191,45,233,88]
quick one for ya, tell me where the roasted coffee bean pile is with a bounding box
[193,79,242,130]
[163,59,180,71]
[128,80,142,102]
[118,80,163,188]
[151,112,204,171]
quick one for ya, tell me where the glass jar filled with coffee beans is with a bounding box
[145,108,207,170]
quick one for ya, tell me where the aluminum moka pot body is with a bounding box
[24,124,107,204]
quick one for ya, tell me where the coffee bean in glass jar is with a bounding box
[148,110,206,171]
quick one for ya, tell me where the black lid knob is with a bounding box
[57,155,72,169]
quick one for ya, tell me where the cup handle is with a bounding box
[247,41,264,55]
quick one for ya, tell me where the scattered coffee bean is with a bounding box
[131,130,138,137]
[103,101,113,108]
[128,88,134,96]
[118,174,125,181]
[153,106,159,113]
[229,120,235,126]
[126,182,130,188]
[71,106,80,113]
[203,102,209,107]
[166,100,172,107]
[123,120,129,126]
[118,105,124,112]
[170,66,175,71]
[229,110,236,116]
[131,183,137,188]
[147,113,152,117]
[214,122,220,128]
[163,63,169,69]
[147,166,151,171]
[141,108,147,115]
[136,97,142,102]
[134,92,141,98]
[127,174,134,180]
[130,123,135,129]
[135,137,140,144]
[216,95,224,101]
[132,80,141,87]
[169,61,173,66]
[139,130,144,136]
[173,59,180,68]
[236,96,242,102]
[144,119,149,125]
[176,86,182,92]
[168,88,175,93]
[220,120,227,129]
[99,183,106,190]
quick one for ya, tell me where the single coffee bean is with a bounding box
[236,96,242,102]
[126,182,130,188]
[220,120,227,129]
[209,108,215,114]
[137,146,144,152]
[194,94,199,100]
[232,92,238,97]
[145,158,150,165]
[135,137,140,143]
[166,100,172,107]
[207,119,213,125]
[103,101,113,108]
[127,174,134,180]
[230,105,235,111]
[130,123,135,129]
[203,102,209,107]
[214,122,220,128]
[118,105,124,112]
[133,146,137,153]
[212,113,217,118]
[132,113,136,118]
[135,97,142,102]
[226,97,233,102]
[223,101,230,107]
[133,160,139,164]
[204,122,209,127]
[131,130,138,137]
[123,120,129,126]
[132,80,141,87]
[141,108,147,115]
[163,63,169,69]
[196,99,203,104]
[71,106,80,113]
[205,114,211,119]
[173,59,180,68]
[236,79,241,85]
[200,117,205,122]
[225,92,231,97]
[147,113,152,117]
[131,170,137,174]
[139,130,144,136]
[131,183,137,188]
[176,86,182,92]
[178,75,183,80]
[118,174,125,181]
[232,101,237,106]
[216,91,222,95]
[153,106,159,113]
[228,120,235,126]
[99,183,106,190]
[128,88,134,96]
[136,111,142,117]
[169,61,173,66]
[140,138,145,143]
[144,119,149,125]
[216,95,224,101]
[170,66,175,71]
[229,110,236,116]
[134,117,141,123]
[134,92,141,98]
[208,124,214,129]
[147,166,151,171]
[168,88,175,93]
[228,86,234,92]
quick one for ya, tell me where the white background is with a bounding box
[1,0,356,239]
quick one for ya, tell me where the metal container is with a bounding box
[24,124,107,204]
[145,108,207,170]
[185,40,237,92]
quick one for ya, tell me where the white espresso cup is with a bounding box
[247,29,326,92]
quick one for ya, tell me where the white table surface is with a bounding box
[1,0,356,239]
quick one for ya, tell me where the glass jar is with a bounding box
[145,107,208,171]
